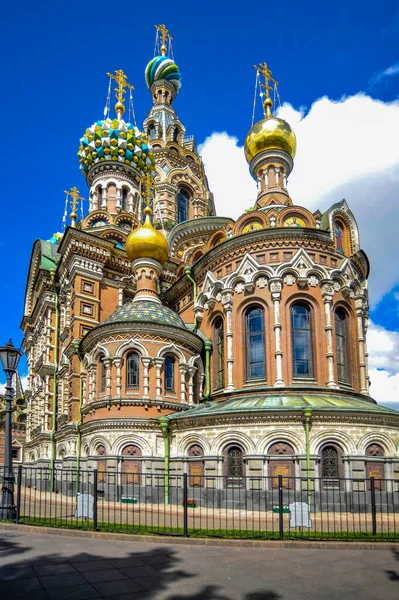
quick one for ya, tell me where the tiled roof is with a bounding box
[105,300,187,330]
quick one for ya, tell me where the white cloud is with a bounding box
[0,375,29,396]
[368,368,399,409]
[369,62,399,86]
[199,94,399,305]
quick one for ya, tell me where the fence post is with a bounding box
[183,473,188,537]
[15,465,22,523]
[278,474,284,540]
[93,469,98,532]
[370,477,377,536]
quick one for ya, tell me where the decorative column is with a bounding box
[103,358,113,399]
[221,289,235,392]
[113,358,123,399]
[275,167,280,186]
[115,187,121,211]
[364,312,370,391]
[142,357,152,399]
[118,287,124,306]
[355,295,369,395]
[283,172,287,189]
[88,365,96,403]
[179,364,189,403]
[81,372,87,406]
[269,279,284,387]
[264,168,269,189]
[187,366,197,404]
[321,281,338,389]
[154,357,164,401]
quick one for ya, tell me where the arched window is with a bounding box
[149,124,156,139]
[320,444,343,488]
[226,446,244,486]
[291,304,313,378]
[121,187,128,211]
[173,128,180,142]
[366,444,385,488]
[164,356,175,392]
[246,306,266,380]
[335,309,350,383]
[268,442,295,488]
[97,186,103,206]
[121,445,142,487]
[99,357,106,392]
[126,353,139,389]
[177,189,189,223]
[214,317,225,389]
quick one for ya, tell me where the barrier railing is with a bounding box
[1,466,398,541]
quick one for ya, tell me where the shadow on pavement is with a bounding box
[385,548,399,582]
[0,539,282,600]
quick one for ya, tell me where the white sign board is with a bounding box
[289,502,311,528]
[75,493,94,518]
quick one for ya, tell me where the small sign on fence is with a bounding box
[289,502,311,528]
[75,493,94,519]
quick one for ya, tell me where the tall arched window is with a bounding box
[177,189,189,223]
[320,444,343,489]
[291,304,313,378]
[126,353,139,389]
[121,187,128,211]
[173,128,180,142]
[99,357,106,392]
[335,309,350,383]
[164,356,175,392]
[246,306,266,380]
[214,317,225,389]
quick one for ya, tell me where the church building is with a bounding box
[21,25,399,489]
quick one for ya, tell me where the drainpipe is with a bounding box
[184,266,198,331]
[49,269,59,492]
[159,417,170,504]
[303,407,313,506]
[204,339,212,399]
[74,340,82,495]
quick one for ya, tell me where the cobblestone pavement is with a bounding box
[0,528,398,600]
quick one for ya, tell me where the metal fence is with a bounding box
[1,466,398,541]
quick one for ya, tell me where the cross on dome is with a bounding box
[106,69,135,119]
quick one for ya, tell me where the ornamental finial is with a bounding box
[137,171,155,212]
[254,62,279,118]
[155,23,172,56]
[64,187,85,228]
[106,69,135,119]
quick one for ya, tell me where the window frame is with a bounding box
[334,308,351,384]
[177,189,189,224]
[126,352,140,390]
[291,302,314,379]
[245,305,266,381]
[164,355,175,393]
[213,317,225,390]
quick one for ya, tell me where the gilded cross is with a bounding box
[254,62,278,100]
[106,69,135,104]
[64,187,85,227]
[138,172,154,208]
[155,23,173,47]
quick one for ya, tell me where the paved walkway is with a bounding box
[0,528,398,599]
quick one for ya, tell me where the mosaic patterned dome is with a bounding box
[78,118,155,177]
[105,300,187,330]
[145,56,182,94]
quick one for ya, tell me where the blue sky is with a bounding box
[1,1,399,404]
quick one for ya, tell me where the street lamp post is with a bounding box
[0,339,22,520]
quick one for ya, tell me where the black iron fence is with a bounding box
[1,466,398,541]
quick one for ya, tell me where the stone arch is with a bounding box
[156,343,186,363]
[115,339,149,358]
[210,430,256,455]
[310,430,356,455]
[176,433,210,456]
[205,230,226,252]
[111,434,152,456]
[91,344,112,361]
[89,436,111,456]
[257,430,304,455]
[357,432,397,456]
[57,444,67,460]
[233,211,268,236]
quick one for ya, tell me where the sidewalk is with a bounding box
[0,525,398,599]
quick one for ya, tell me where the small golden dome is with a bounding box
[244,115,297,164]
[126,207,169,265]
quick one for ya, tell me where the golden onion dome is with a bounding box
[244,99,297,164]
[126,207,169,265]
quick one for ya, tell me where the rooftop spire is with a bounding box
[106,69,135,120]
[155,23,173,56]
[254,62,279,118]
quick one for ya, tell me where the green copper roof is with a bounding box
[39,240,60,271]
[169,393,399,420]
[105,300,187,330]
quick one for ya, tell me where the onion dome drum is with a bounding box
[78,118,155,177]
[244,115,297,164]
